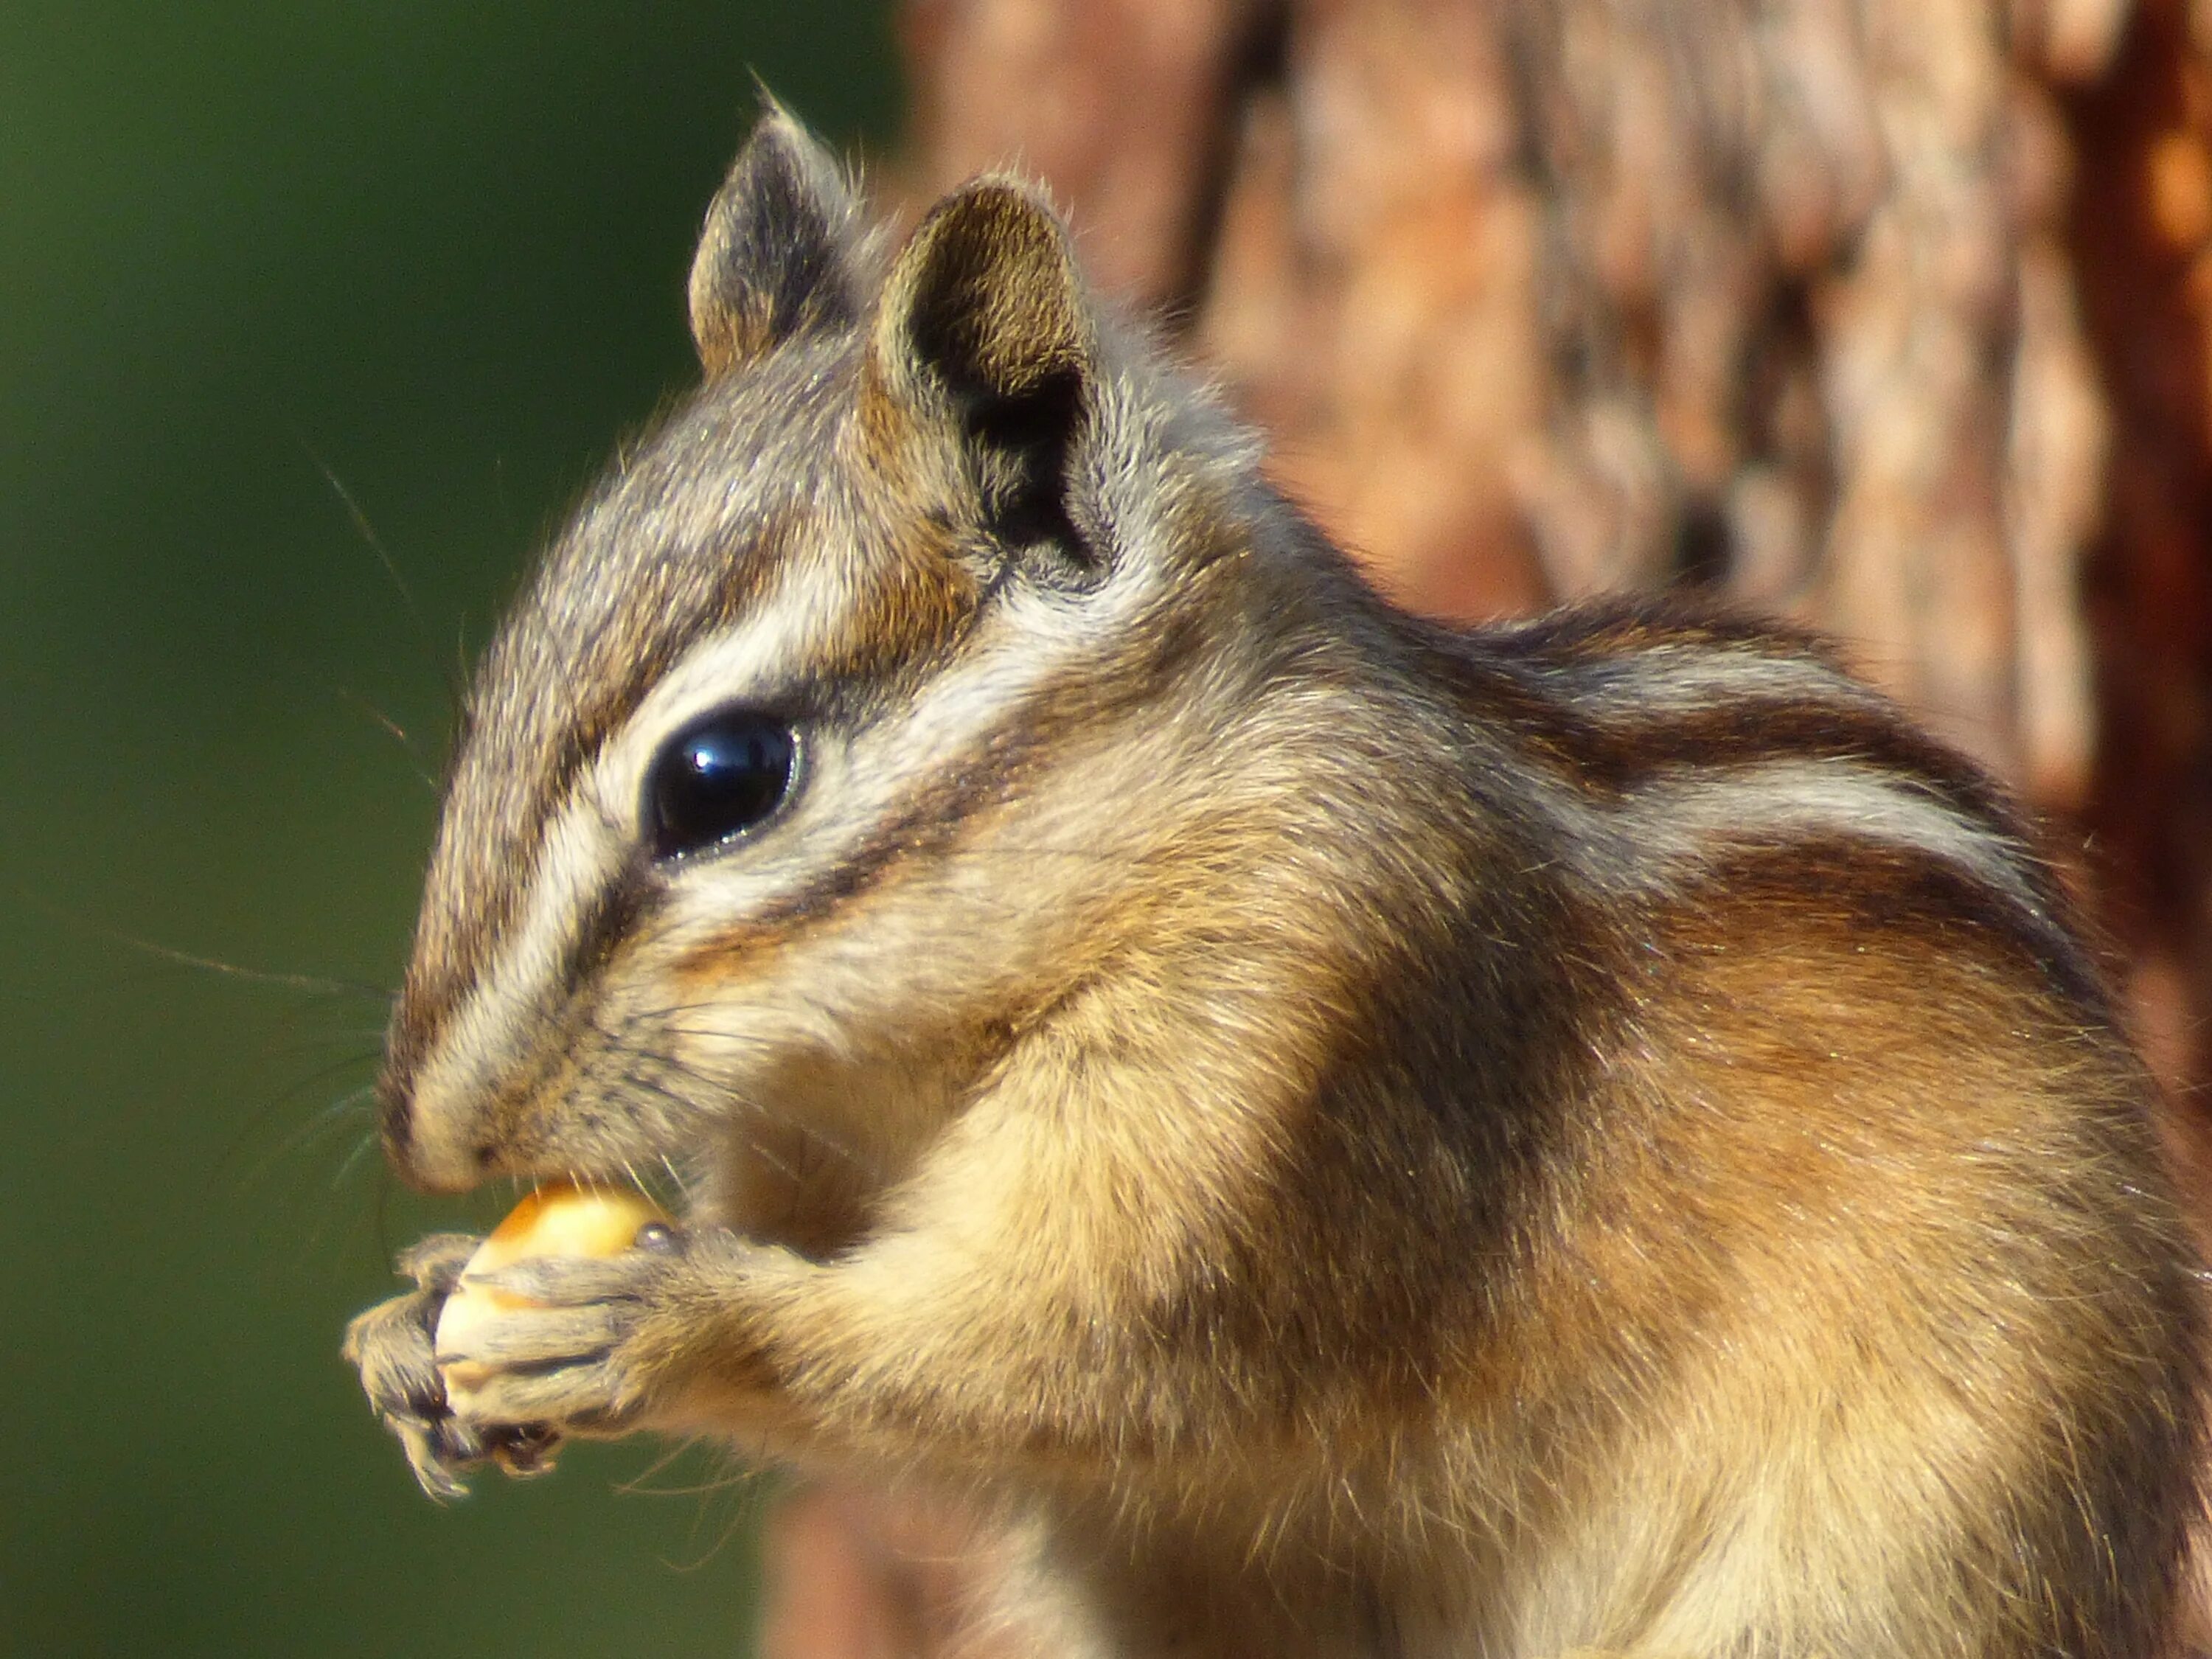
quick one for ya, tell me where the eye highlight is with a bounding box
[645,707,797,858]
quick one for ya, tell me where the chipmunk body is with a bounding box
[344,111,2205,1657]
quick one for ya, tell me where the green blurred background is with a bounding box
[1,6,899,1653]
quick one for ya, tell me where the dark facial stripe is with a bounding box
[662,678,1079,993]
[663,578,1214,995]
[390,498,987,1112]
[384,523,789,1098]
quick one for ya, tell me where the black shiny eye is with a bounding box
[645,708,797,858]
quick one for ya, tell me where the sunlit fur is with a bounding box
[368,111,2204,1657]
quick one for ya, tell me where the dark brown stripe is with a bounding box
[663,573,1216,992]
[1487,593,1841,666]
[385,520,790,1092]
[1409,600,2072,924]
[1664,832,2104,1010]
[663,674,1082,991]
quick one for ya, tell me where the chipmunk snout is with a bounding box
[374,1047,495,1196]
[373,1004,425,1170]
[374,1062,412,1168]
[374,1061,442,1193]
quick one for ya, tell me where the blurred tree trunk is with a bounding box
[764,0,2212,1651]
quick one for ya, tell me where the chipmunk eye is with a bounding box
[646,708,796,858]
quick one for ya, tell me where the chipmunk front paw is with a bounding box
[342,1232,498,1501]
[433,1225,695,1435]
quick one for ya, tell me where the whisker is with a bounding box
[335,687,440,793]
[221,1043,378,1135]
[614,1444,768,1501]
[330,1127,383,1193]
[608,1059,837,1192]
[222,1057,382,1171]
[623,1023,877,1172]
[605,1057,809,1189]
[32,903,394,1001]
[602,1034,877,1178]
[239,1085,380,1193]
[302,445,424,625]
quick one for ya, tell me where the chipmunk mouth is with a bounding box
[380,1061,709,1211]
[487,1107,720,1227]
[421,1011,901,1251]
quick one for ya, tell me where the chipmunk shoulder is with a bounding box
[343,108,2205,1659]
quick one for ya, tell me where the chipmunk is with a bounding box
[342,106,2207,1658]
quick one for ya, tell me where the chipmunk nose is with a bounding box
[375,1060,442,1192]
[374,1051,493,1196]
[375,1062,413,1169]
[376,993,427,1172]
[377,976,493,1192]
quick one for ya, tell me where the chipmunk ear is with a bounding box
[872,181,1096,550]
[688,103,861,377]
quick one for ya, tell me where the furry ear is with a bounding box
[872,181,1096,550]
[687,105,860,377]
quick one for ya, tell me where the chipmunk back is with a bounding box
[344,110,2206,1658]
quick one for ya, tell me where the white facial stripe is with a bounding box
[634,562,1170,949]
[401,549,852,1133]
[609,550,858,782]
[410,791,629,1126]
[411,531,1170,1130]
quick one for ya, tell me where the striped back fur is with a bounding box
[377,109,2205,1658]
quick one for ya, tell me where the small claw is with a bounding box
[486,1422,564,1478]
[369,1388,487,1501]
[345,1257,494,1502]
[390,1410,481,1502]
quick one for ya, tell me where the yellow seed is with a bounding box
[435,1181,667,1412]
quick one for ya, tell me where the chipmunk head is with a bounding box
[377,109,1292,1234]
